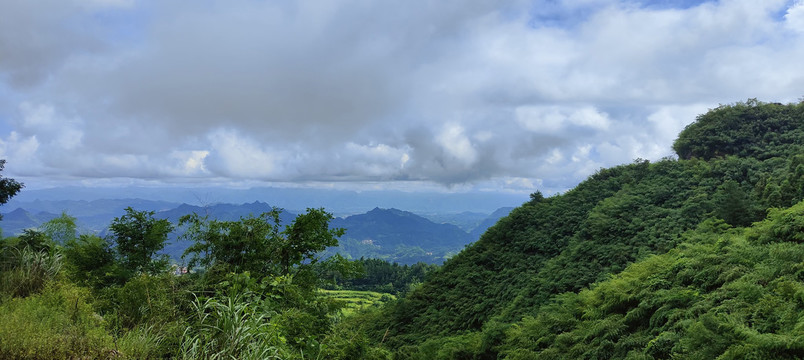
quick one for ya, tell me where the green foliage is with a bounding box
[714,179,762,227]
[176,208,357,358]
[749,201,804,244]
[109,207,173,275]
[673,99,804,160]
[16,229,54,252]
[0,159,23,220]
[41,212,77,245]
[282,208,345,275]
[0,282,114,359]
[494,202,804,359]
[320,289,396,316]
[180,293,285,360]
[180,209,283,276]
[324,257,438,295]
[181,208,344,288]
[0,246,63,298]
[319,307,393,360]
[62,234,125,288]
[108,273,183,330]
[117,323,178,359]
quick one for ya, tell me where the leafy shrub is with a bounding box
[109,273,181,329]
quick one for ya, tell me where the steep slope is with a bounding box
[498,202,804,359]
[378,100,804,352]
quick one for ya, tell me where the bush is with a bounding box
[0,282,114,359]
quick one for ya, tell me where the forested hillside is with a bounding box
[370,100,804,358]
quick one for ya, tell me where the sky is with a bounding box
[0,0,803,195]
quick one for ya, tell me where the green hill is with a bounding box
[497,204,804,359]
[373,100,804,357]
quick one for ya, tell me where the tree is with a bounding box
[180,209,284,276]
[63,234,123,288]
[180,207,344,277]
[41,212,77,245]
[0,160,22,220]
[714,180,761,227]
[280,208,345,276]
[108,207,173,275]
[16,229,53,252]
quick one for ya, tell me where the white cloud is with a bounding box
[0,0,803,192]
[205,129,279,179]
[437,123,477,166]
[516,106,610,133]
[169,150,209,176]
[786,1,804,33]
[647,104,711,143]
[0,132,39,168]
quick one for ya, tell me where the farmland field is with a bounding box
[321,289,396,316]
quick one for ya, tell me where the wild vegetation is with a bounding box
[1,99,804,359]
[0,201,389,358]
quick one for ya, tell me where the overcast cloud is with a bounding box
[0,0,803,194]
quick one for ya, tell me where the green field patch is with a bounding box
[320,289,396,316]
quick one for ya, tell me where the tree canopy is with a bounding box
[0,159,22,220]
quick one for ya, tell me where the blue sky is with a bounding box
[0,0,803,195]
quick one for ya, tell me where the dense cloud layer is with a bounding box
[1,0,803,193]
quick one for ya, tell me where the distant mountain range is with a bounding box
[0,199,512,264]
[9,186,527,215]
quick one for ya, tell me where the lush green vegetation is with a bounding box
[322,257,438,295]
[0,201,389,358]
[3,99,804,359]
[498,209,804,359]
[321,289,396,316]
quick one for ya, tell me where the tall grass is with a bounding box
[0,246,63,298]
[180,293,285,360]
[116,323,173,359]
